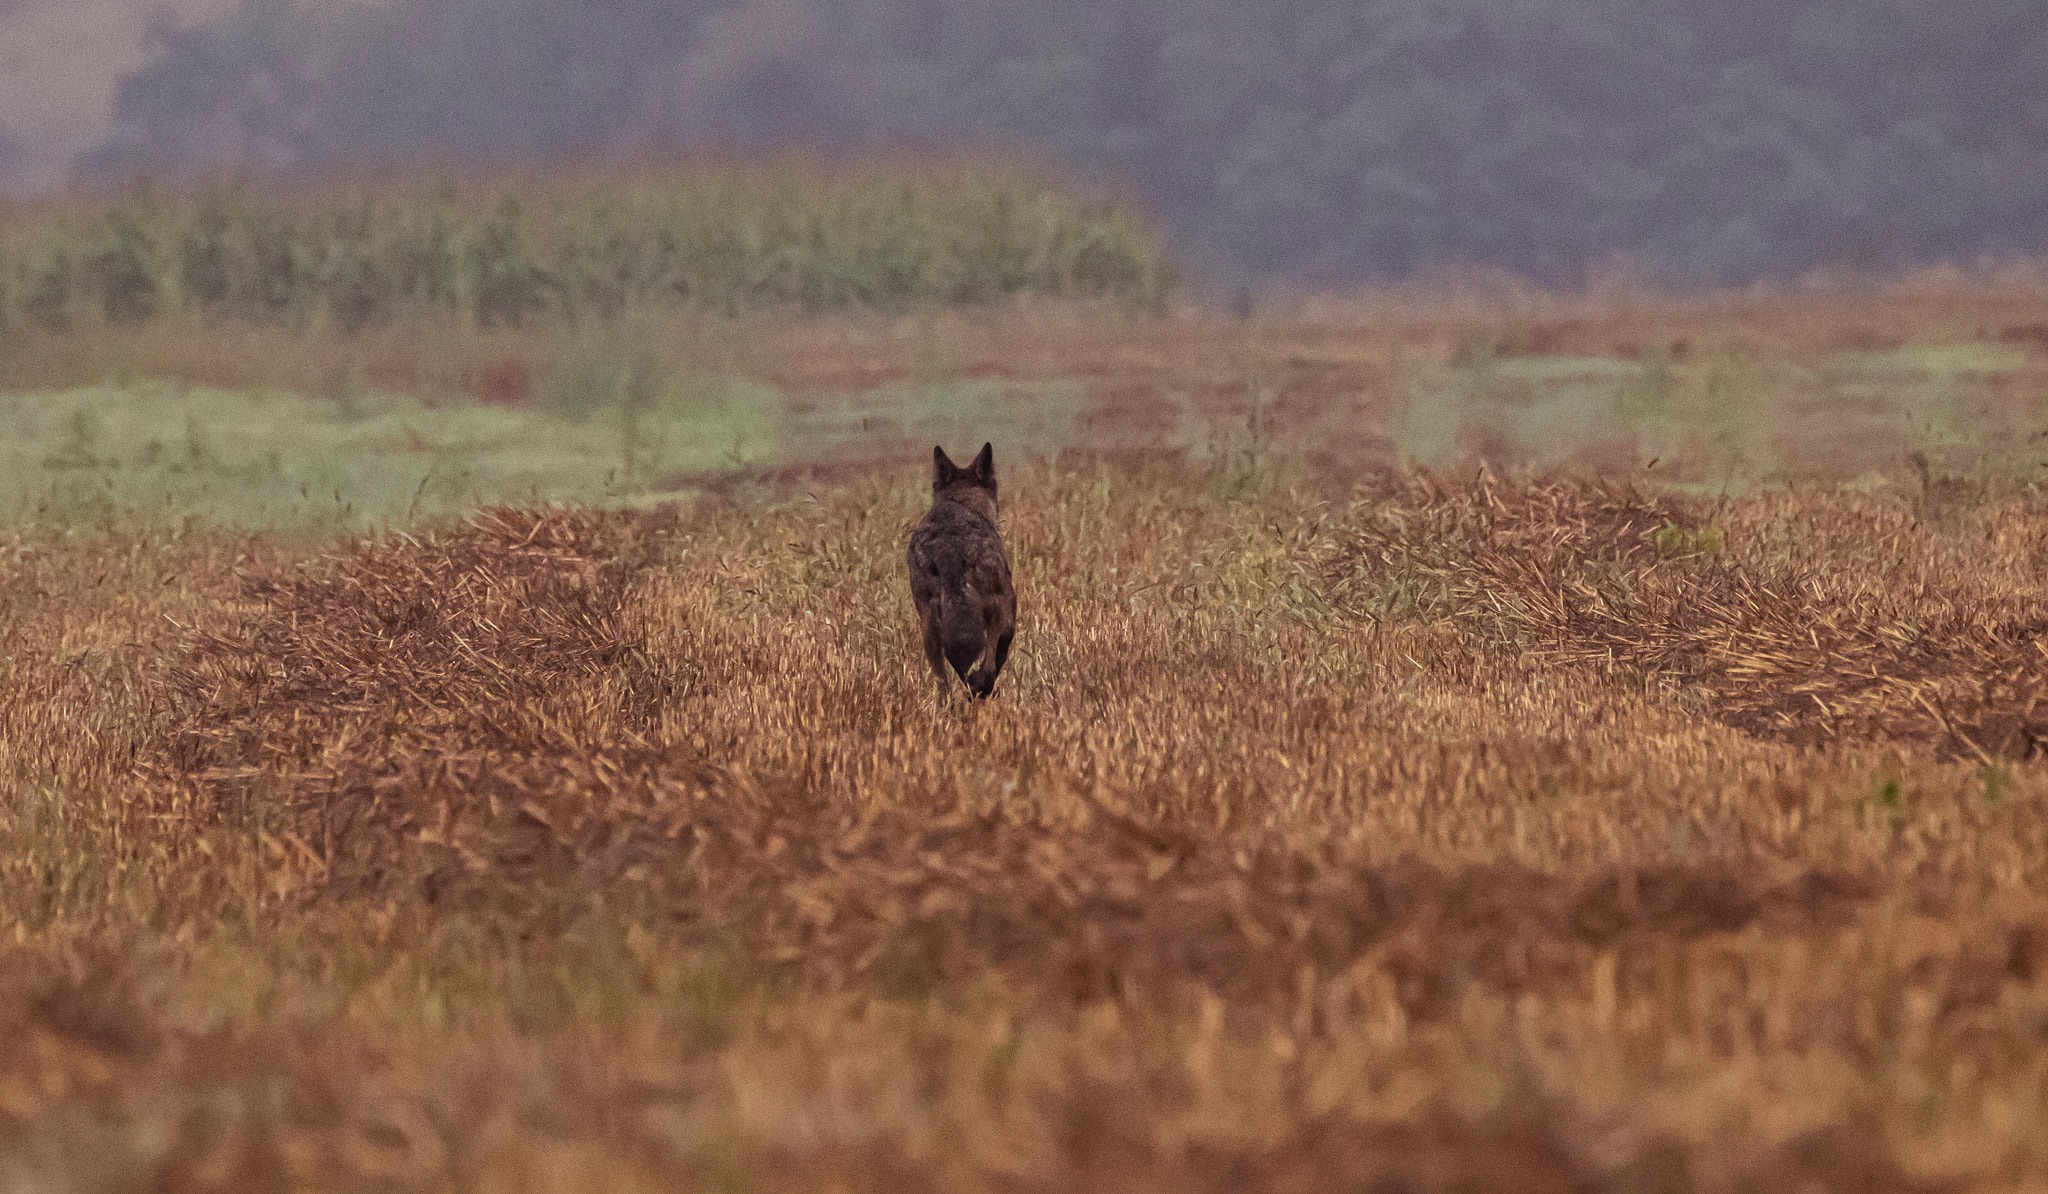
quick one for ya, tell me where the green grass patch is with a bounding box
[1491,355,1648,383]
[1828,342,2029,378]
[1388,342,2043,483]
[0,378,785,528]
[0,374,1122,530]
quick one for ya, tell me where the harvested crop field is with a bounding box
[6,439,2048,1191]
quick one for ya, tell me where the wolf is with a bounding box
[907,443,1016,700]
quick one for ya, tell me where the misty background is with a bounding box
[2,0,2044,290]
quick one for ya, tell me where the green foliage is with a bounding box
[87,213,163,323]
[471,198,552,327]
[1655,520,1723,560]
[0,170,1175,330]
[22,246,76,329]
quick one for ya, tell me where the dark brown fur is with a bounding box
[908,444,1016,699]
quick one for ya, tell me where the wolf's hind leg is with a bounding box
[920,612,952,684]
[990,629,1013,684]
[966,629,1011,700]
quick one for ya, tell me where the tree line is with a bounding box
[74,0,2048,289]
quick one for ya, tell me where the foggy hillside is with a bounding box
[0,0,228,191]
[26,0,2048,288]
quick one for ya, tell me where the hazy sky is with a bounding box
[0,0,230,190]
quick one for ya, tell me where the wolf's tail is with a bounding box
[939,591,985,684]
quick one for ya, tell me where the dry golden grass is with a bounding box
[4,432,2048,1190]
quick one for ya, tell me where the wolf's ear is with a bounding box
[970,442,995,486]
[933,445,958,485]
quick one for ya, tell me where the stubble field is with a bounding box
[8,284,2048,1190]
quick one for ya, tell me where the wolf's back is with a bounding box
[914,511,1005,676]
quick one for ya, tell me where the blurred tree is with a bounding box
[0,122,23,193]
[73,0,2048,289]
